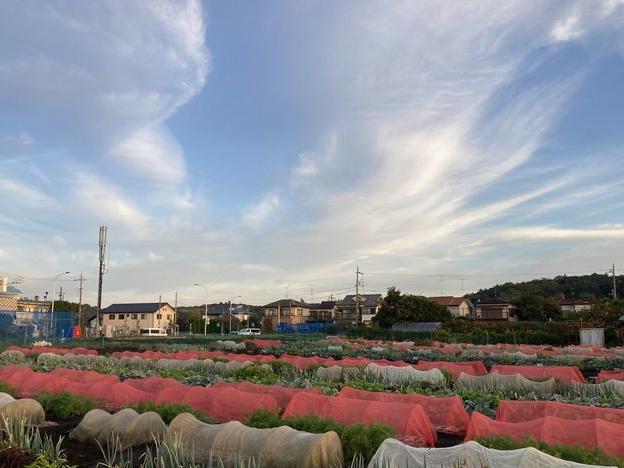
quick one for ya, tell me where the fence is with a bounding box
[0,310,76,343]
[275,322,333,334]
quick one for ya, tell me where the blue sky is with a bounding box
[1,1,624,306]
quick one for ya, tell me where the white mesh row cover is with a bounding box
[157,358,211,369]
[0,350,26,361]
[0,392,45,425]
[498,352,539,361]
[169,413,343,468]
[316,365,360,382]
[69,408,168,449]
[455,372,558,393]
[365,363,446,388]
[216,340,246,351]
[568,380,624,397]
[367,439,614,468]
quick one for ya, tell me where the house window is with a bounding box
[108,314,115,320]
[118,314,125,320]
[141,314,146,319]
[167,314,172,321]
[131,314,138,319]
[156,314,162,320]
[297,308,303,316]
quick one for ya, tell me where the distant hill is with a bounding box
[470,273,621,302]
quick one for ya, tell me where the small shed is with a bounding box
[580,328,604,347]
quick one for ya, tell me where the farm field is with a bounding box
[2,337,624,466]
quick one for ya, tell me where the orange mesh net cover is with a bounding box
[497,400,624,425]
[283,392,436,447]
[465,411,624,458]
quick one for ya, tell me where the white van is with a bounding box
[238,328,261,336]
[139,328,167,337]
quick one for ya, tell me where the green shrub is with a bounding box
[268,360,297,377]
[0,381,19,397]
[130,402,212,424]
[245,409,394,462]
[232,364,278,385]
[34,392,96,420]
[478,436,624,467]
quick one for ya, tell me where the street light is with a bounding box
[194,283,208,336]
[228,295,242,334]
[50,272,70,340]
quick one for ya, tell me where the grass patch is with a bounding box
[245,409,394,462]
[129,401,212,424]
[478,436,624,467]
[34,392,96,420]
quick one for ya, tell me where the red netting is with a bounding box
[465,411,624,458]
[49,368,119,384]
[244,339,282,348]
[211,381,322,409]
[597,369,624,382]
[414,361,487,378]
[338,387,469,435]
[278,354,325,370]
[497,400,624,425]
[489,364,585,384]
[283,392,436,447]
[124,376,185,393]
[155,385,279,422]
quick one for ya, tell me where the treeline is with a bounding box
[470,273,621,302]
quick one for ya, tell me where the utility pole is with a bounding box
[96,226,108,337]
[355,266,363,326]
[611,264,617,300]
[460,278,465,296]
[78,274,84,334]
[174,291,178,336]
[438,275,444,296]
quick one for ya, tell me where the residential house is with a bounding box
[101,303,177,337]
[17,296,51,313]
[335,294,383,325]
[428,296,473,318]
[559,298,593,316]
[472,298,517,321]
[308,301,337,321]
[0,276,18,311]
[263,299,311,328]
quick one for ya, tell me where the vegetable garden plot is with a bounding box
[338,386,469,435]
[497,400,624,425]
[70,408,168,449]
[283,392,436,447]
[124,376,186,394]
[211,380,323,409]
[465,411,624,458]
[489,364,585,384]
[170,413,343,468]
[368,438,609,468]
[414,360,487,378]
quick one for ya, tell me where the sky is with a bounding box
[1,0,624,306]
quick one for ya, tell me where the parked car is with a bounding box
[238,328,261,336]
[139,328,167,337]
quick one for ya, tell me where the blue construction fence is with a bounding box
[0,310,76,343]
[275,322,333,334]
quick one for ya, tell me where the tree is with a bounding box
[513,295,561,321]
[373,287,452,328]
[579,299,624,327]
